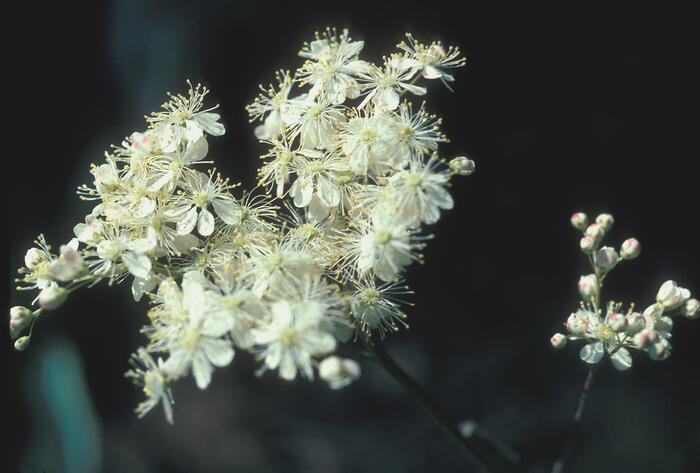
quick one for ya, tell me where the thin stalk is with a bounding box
[365,337,521,473]
[551,365,598,473]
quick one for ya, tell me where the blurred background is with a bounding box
[7,1,699,472]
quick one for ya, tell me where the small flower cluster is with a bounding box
[551,212,698,370]
[9,30,470,423]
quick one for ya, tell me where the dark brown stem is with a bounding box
[366,337,522,473]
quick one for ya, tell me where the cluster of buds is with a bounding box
[552,212,697,370]
[10,29,470,424]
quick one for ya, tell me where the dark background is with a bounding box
[7,1,699,472]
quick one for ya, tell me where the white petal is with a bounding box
[137,197,156,218]
[201,312,234,338]
[195,112,225,136]
[183,137,209,163]
[401,82,427,96]
[131,276,156,302]
[122,252,152,280]
[197,208,215,236]
[192,351,213,389]
[202,338,234,367]
[176,206,198,235]
[292,176,313,207]
[212,198,241,226]
[610,348,632,371]
[579,342,605,364]
[316,176,340,207]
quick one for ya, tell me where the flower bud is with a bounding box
[595,247,619,272]
[608,312,627,332]
[595,213,614,231]
[625,312,644,334]
[566,313,586,336]
[681,298,699,319]
[580,236,596,254]
[656,280,690,310]
[577,274,598,301]
[318,356,361,389]
[448,156,475,176]
[550,333,567,348]
[620,238,641,260]
[570,212,588,231]
[10,306,33,339]
[14,336,30,351]
[648,338,671,361]
[585,223,605,240]
[633,329,654,349]
[38,286,68,310]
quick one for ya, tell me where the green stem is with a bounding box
[365,337,521,473]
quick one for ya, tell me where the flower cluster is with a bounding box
[9,30,470,423]
[551,212,698,370]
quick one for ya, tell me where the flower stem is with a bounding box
[365,337,521,473]
[551,365,598,473]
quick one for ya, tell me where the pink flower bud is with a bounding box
[9,306,33,339]
[448,156,475,176]
[38,286,68,310]
[595,246,619,272]
[648,339,671,361]
[609,312,628,332]
[620,238,641,260]
[577,274,598,301]
[550,333,567,348]
[633,329,653,348]
[682,298,699,319]
[585,223,605,240]
[570,212,588,231]
[595,213,614,231]
[14,336,30,351]
[657,280,690,310]
[580,236,596,254]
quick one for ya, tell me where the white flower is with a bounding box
[281,97,345,150]
[397,33,466,89]
[349,278,409,337]
[148,80,225,143]
[125,348,175,424]
[173,170,241,236]
[253,299,336,381]
[246,70,294,141]
[358,55,427,110]
[340,112,392,175]
[160,274,235,389]
[387,156,453,227]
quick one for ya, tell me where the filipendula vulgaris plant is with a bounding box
[551,211,698,368]
[10,29,475,427]
[548,211,698,472]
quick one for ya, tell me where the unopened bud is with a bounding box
[633,329,654,349]
[595,247,619,272]
[626,312,644,334]
[657,280,690,310]
[648,338,671,361]
[550,333,567,348]
[578,274,598,301]
[10,306,34,339]
[38,286,68,310]
[570,212,588,231]
[318,356,361,389]
[609,312,628,332]
[14,336,30,351]
[595,213,614,231]
[585,223,605,240]
[448,156,475,176]
[620,238,641,260]
[681,298,699,319]
[580,236,596,254]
